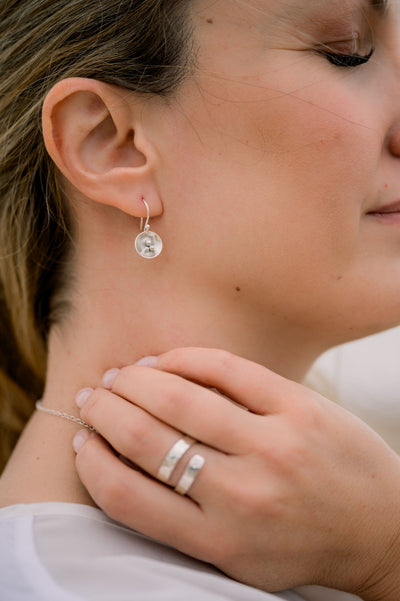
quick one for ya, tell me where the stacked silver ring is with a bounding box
[157,436,205,496]
[174,454,205,495]
[157,436,195,482]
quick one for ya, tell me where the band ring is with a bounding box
[174,454,205,496]
[157,436,196,482]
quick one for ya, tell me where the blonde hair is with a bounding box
[0,0,193,471]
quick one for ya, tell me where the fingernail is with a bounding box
[134,355,158,368]
[102,368,120,389]
[75,387,94,408]
[73,429,90,453]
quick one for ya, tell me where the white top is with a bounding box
[0,503,361,601]
[306,326,400,453]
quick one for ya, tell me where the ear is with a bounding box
[42,77,163,218]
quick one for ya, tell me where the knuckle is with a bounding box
[229,483,267,516]
[118,414,151,455]
[213,349,236,373]
[230,480,284,523]
[287,397,310,424]
[266,435,306,474]
[157,379,193,418]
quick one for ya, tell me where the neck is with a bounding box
[0,267,323,508]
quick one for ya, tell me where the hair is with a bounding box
[0,0,194,472]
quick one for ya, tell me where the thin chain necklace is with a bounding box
[35,400,96,432]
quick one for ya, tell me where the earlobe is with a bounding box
[42,77,163,218]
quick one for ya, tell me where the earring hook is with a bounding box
[140,198,150,232]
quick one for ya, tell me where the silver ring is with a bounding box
[157,436,195,482]
[174,454,205,496]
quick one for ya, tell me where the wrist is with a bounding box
[355,524,400,601]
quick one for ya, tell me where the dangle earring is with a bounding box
[135,198,163,259]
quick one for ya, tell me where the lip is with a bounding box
[367,214,400,225]
[368,199,400,215]
[367,213,400,225]
[367,200,400,223]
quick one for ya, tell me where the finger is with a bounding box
[79,387,223,488]
[155,348,299,414]
[106,367,259,453]
[74,434,212,561]
[80,388,194,484]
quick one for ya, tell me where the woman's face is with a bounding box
[149,0,400,346]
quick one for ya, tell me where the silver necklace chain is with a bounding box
[35,400,96,432]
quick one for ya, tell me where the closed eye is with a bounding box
[323,47,375,68]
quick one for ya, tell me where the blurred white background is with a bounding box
[306,326,400,453]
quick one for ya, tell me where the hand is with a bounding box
[73,348,400,599]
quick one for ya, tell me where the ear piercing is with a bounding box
[135,198,163,259]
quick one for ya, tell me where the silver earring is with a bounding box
[135,198,163,259]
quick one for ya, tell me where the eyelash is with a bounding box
[323,47,375,68]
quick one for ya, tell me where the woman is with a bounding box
[0,0,400,599]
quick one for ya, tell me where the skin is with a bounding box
[74,349,400,599]
[1,0,400,597]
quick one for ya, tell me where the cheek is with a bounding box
[189,87,369,257]
[161,78,376,294]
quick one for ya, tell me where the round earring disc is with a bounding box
[135,231,163,259]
